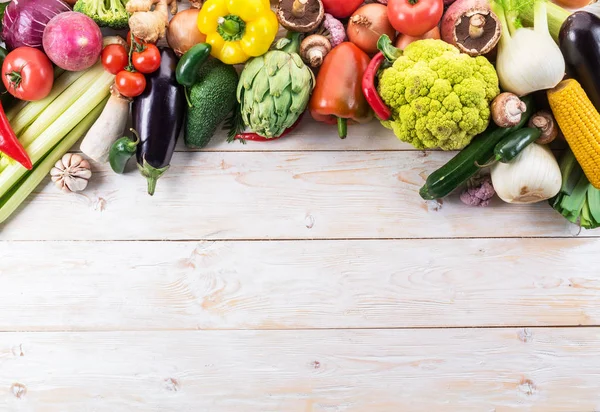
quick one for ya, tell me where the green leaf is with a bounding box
[0,1,10,32]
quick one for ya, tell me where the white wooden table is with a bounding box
[2,0,600,406]
[1,116,598,411]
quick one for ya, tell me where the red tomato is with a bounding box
[126,31,144,47]
[2,47,53,101]
[388,0,444,37]
[321,0,363,18]
[132,44,161,74]
[115,71,146,98]
[101,44,128,75]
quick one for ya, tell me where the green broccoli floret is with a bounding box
[74,0,130,30]
[378,39,500,150]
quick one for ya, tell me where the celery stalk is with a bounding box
[18,64,105,147]
[0,98,108,225]
[0,69,114,198]
[6,67,76,128]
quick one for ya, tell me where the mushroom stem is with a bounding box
[307,48,325,67]
[292,0,308,18]
[468,14,486,39]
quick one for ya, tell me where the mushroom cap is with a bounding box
[453,8,501,57]
[277,0,325,33]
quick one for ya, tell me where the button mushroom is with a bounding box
[441,0,501,57]
[491,92,527,128]
[277,0,325,33]
[300,34,331,67]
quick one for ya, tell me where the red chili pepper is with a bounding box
[362,52,392,121]
[235,113,304,142]
[0,102,31,170]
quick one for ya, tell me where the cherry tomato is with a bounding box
[2,47,54,101]
[132,44,161,74]
[126,31,144,47]
[101,44,128,75]
[115,71,146,98]
[387,0,444,37]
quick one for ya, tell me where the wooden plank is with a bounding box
[1,239,598,331]
[0,328,599,411]
[0,151,586,240]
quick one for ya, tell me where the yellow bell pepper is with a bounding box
[197,0,279,65]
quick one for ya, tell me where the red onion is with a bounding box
[2,0,71,51]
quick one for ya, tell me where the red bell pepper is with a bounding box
[0,102,31,170]
[309,42,373,139]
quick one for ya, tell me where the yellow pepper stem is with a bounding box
[217,15,246,42]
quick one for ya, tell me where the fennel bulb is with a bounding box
[491,143,562,204]
[494,1,565,96]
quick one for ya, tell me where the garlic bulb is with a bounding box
[491,143,562,204]
[50,154,92,193]
[494,1,565,96]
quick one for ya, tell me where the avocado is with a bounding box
[184,58,239,149]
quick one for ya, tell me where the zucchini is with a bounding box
[419,95,534,200]
[493,127,541,163]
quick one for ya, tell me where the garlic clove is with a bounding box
[50,152,93,193]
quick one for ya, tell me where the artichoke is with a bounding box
[237,32,315,139]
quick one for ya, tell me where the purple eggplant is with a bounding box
[133,47,185,196]
[560,12,600,111]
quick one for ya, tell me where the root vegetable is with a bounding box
[167,8,206,56]
[300,34,331,67]
[127,0,178,44]
[491,92,527,128]
[80,85,131,163]
[528,110,558,144]
[42,12,103,71]
[347,3,396,55]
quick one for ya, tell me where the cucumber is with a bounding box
[419,96,534,200]
[493,127,541,163]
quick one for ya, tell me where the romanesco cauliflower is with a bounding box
[378,39,500,150]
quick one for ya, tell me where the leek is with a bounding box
[550,148,600,229]
[0,69,114,198]
[0,98,108,224]
[6,67,71,127]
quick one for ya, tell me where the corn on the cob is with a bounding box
[548,79,600,189]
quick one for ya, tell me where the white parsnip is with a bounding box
[80,86,131,163]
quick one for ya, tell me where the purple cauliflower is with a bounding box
[322,13,346,48]
[460,175,495,207]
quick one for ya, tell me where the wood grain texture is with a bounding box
[0,328,599,411]
[0,239,597,331]
[0,151,585,240]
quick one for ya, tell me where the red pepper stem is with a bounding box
[377,34,403,62]
[362,52,392,121]
[235,113,305,142]
[0,102,32,170]
[337,117,347,139]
